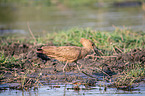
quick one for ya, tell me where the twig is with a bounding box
[115,46,123,53]
[27,22,37,45]
[81,71,95,78]
[113,47,117,54]
[98,50,104,55]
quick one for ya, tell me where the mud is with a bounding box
[100,48,145,74]
[0,42,145,90]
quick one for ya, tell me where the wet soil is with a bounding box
[0,42,145,90]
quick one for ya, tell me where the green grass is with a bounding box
[114,62,145,87]
[37,27,145,53]
[127,63,145,78]
[0,52,19,68]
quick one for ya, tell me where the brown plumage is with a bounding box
[37,38,100,72]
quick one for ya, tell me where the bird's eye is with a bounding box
[92,43,94,46]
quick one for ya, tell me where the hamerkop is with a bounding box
[37,38,100,72]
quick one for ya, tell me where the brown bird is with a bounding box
[37,38,100,72]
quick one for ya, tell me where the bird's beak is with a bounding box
[93,46,100,56]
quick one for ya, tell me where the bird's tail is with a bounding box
[37,48,43,53]
[37,48,50,60]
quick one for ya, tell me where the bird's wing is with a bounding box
[42,46,81,61]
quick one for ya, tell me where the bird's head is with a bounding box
[80,38,100,56]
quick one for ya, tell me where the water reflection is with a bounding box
[0,5,145,36]
[0,84,145,96]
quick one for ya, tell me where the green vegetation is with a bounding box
[37,27,145,52]
[113,62,145,89]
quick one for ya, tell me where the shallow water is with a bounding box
[0,4,145,36]
[0,83,145,96]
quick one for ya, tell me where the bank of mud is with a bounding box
[0,42,145,90]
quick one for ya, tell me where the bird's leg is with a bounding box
[76,64,81,72]
[63,62,68,72]
[75,62,81,72]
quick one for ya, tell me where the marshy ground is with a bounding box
[0,28,145,91]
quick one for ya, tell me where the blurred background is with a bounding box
[0,0,145,37]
